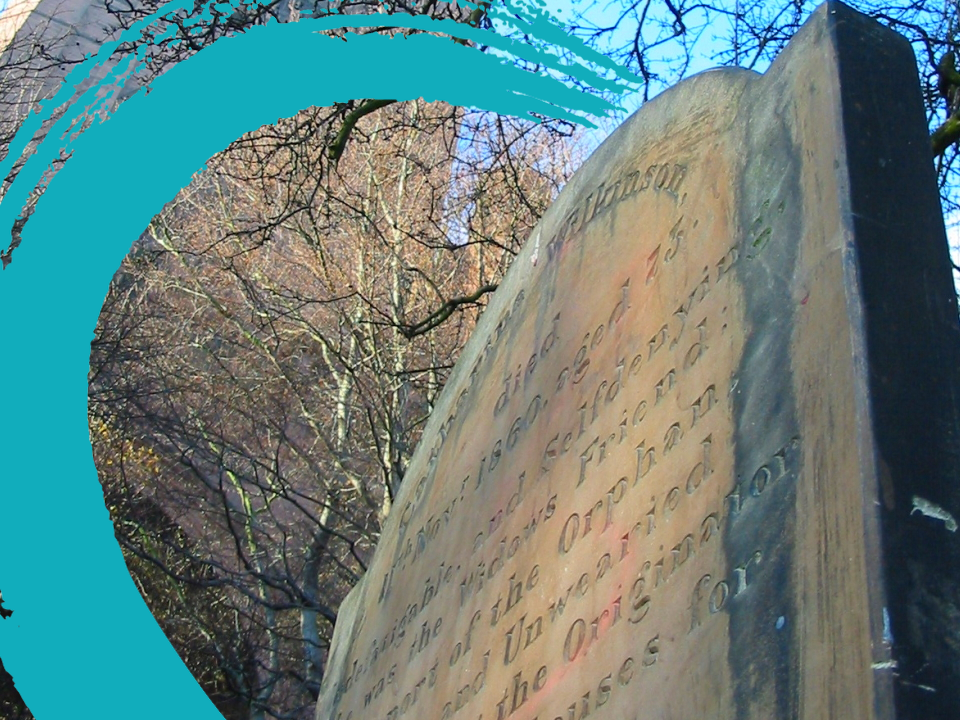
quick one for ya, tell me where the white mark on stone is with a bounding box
[910,496,958,532]
[872,660,898,670]
[728,376,739,396]
[902,681,937,693]
[775,616,785,630]
[882,607,894,644]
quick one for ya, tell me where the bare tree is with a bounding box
[88,98,578,719]
[15,3,959,719]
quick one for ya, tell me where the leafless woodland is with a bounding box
[3,0,960,718]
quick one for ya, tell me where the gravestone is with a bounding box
[315,3,960,719]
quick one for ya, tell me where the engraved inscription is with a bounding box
[322,122,803,720]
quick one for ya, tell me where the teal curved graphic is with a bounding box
[0,5,638,718]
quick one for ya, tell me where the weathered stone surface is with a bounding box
[315,4,960,719]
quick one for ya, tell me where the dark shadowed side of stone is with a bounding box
[831,3,960,716]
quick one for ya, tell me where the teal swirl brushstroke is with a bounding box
[0,1,638,241]
[0,5,639,719]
